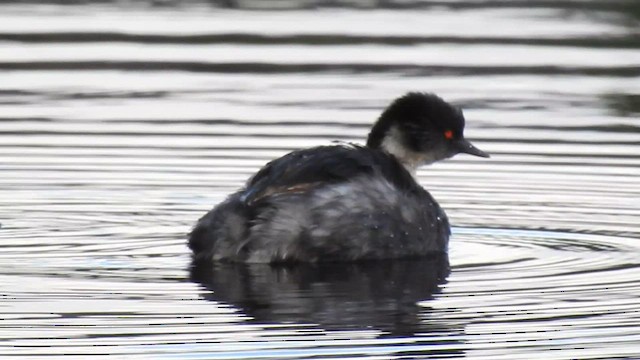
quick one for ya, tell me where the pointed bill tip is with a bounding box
[455,139,490,158]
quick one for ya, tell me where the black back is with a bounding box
[242,144,423,204]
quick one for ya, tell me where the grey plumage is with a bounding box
[190,175,449,263]
[188,92,488,263]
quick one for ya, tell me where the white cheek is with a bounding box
[380,126,442,172]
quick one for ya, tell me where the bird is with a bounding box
[188,92,489,263]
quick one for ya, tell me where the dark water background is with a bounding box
[1,1,639,358]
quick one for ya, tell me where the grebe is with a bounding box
[189,92,489,263]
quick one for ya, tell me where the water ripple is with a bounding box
[1,1,639,359]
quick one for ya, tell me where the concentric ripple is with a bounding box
[440,228,640,360]
[2,224,639,359]
[1,1,640,359]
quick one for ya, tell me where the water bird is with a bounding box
[189,92,489,263]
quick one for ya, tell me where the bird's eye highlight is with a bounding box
[444,130,453,140]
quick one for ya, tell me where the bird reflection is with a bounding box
[190,255,453,337]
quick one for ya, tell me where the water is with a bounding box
[1,1,639,358]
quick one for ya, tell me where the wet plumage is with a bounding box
[189,92,488,263]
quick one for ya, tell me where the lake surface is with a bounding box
[1,1,639,359]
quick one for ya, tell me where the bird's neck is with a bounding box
[377,126,434,174]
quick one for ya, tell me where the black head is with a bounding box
[367,92,488,168]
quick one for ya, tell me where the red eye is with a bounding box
[444,130,453,140]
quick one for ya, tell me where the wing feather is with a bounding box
[241,144,418,204]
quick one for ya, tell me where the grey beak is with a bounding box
[454,138,490,158]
